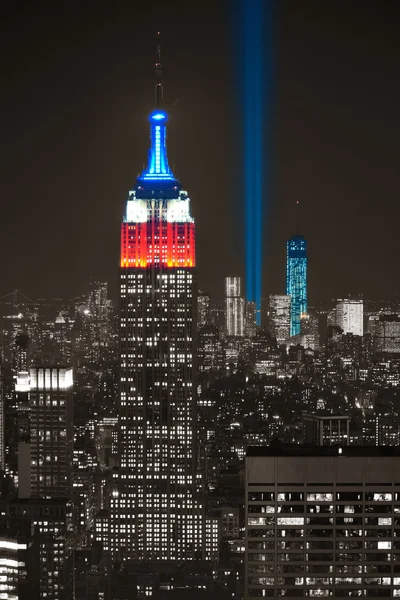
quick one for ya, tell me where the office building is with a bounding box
[198,325,224,374]
[300,311,319,350]
[22,367,74,499]
[9,498,73,600]
[225,277,245,337]
[286,235,307,337]
[115,51,217,561]
[246,445,400,600]
[245,301,257,338]
[302,413,350,445]
[370,315,400,353]
[198,290,211,329]
[268,295,291,343]
[335,298,364,337]
[0,533,37,599]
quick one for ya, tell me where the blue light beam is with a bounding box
[239,0,272,326]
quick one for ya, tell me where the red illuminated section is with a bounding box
[121,221,195,268]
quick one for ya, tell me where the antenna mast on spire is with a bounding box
[155,31,163,108]
[296,200,300,235]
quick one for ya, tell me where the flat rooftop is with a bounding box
[247,445,400,458]
[302,413,351,421]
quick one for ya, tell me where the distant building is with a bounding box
[300,311,319,350]
[268,295,291,343]
[286,235,307,336]
[335,297,363,336]
[198,325,224,373]
[197,290,211,329]
[220,507,240,539]
[245,301,257,338]
[225,277,245,337]
[22,367,74,499]
[370,314,400,353]
[302,413,350,445]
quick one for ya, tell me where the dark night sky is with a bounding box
[1,1,399,304]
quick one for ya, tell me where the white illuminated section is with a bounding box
[335,298,363,336]
[0,558,19,567]
[29,368,73,390]
[0,541,26,551]
[15,371,30,393]
[125,195,147,223]
[167,198,193,223]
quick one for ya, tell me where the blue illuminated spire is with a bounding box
[138,33,175,182]
[139,111,175,181]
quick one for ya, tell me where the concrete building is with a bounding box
[246,445,400,600]
[225,277,245,337]
[268,295,291,344]
[335,298,364,336]
[302,413,350,446]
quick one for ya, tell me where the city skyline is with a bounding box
[1,1,400,303]
[2,3,400,596]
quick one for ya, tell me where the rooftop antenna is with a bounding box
[296,200,300,235]
[155,31,163,108]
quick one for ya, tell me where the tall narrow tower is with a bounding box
[286,235,307,336]
[112,37,212,561]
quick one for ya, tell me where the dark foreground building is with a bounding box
[246,445,400,599]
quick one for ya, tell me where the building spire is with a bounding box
[296,200,300,235]
[155,31,163,108]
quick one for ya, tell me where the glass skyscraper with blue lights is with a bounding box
[286,235,307,336]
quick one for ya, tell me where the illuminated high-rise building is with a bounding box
[114,38,218,561]
[335,297,363,336]
[268,294,291,343]
[300,310,319,350]
[286,235,307,336]
[225,277,245,337]
[245,301,257,338]
[197,290,211,329]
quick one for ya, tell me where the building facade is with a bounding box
[286,236,307,337]
[370,315,400,353]
[246,446,400,600]
[197,290,211,329]
[23,367,74,499]
[335,298,364,337]
[115,104,217,560]
[268,295,291,344]
[225,277,245,337]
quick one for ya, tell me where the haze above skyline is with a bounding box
[1,0,399,303]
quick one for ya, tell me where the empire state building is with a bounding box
[111,44,218,561]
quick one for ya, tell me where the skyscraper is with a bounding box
[245,301,257,338]
[286,235,307,336]
[114,41,217,561]
[27,367,73,499]
[335,297,363,336]
[197,290,211,329]
[268,294,291,343]
[225,277,245,337]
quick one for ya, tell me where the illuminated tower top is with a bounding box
[138,110,175,182]
[137,33,176,185]
[120,35,195,269]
